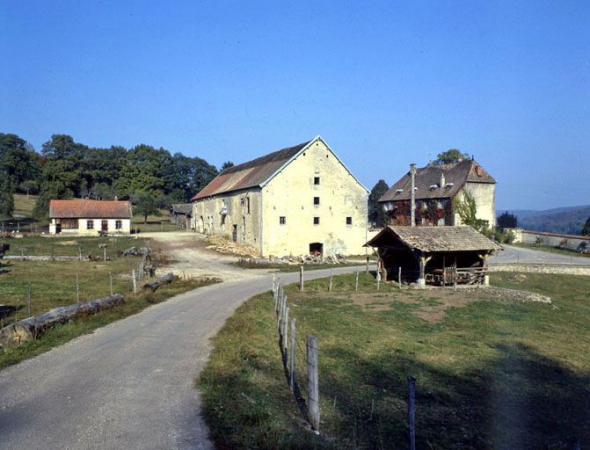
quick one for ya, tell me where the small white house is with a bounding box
[49,199,132,235]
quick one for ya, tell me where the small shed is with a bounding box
[170,204,193,230]
[366,226,502,286]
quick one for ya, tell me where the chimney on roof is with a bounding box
[410,163,416,227]
[440,172,445,189]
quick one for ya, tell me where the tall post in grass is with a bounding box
[307,334,320,433]
[27,281,32,316]
[109,272,113,296]
[328,269,333,292]
[299,266,304,292]
[103,246,107,262]
[79,246,82,262]
[76,274,80,303]
[377,271,380,291]
[355,269,359,292]
[398,267,402,290]
[365,256,369,274]
[283,306,289,366]
[408,376,416,450]
[132,269,138,294]
[290,318,296,391]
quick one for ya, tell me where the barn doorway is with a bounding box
[309,242,323,258]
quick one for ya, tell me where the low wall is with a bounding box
[507,228,589,252]
[490,264,590,276]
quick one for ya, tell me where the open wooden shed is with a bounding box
[366,226,502,286]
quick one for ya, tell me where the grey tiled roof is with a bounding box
[379,159,496,203]
[366,225,502,252]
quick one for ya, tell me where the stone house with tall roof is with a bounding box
[192,136,369,257]
[378,159,496,228]
[49,199,132,235]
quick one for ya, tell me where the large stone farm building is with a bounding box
[192,136,369,257]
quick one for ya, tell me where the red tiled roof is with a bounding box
[49,199,133,219]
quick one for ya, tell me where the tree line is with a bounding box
[0,133,230,219]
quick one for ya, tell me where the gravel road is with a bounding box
[0,266,360,450]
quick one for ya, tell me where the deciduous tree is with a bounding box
[368,180,389,227]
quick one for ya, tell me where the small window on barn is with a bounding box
[346,217,352,225]
[279,216,286,225]
[314,176,320,185]
[115,220,122,230]
[314,197,320,206]
[313,217,320,225]
[87,220,94,230]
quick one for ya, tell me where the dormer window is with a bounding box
[395,189,403,195]
[445,183,454,189]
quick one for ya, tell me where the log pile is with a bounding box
[0,294,125,348]
[205,235,261,258]
[142,272,177,292]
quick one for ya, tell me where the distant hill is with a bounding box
[498,205,590,235]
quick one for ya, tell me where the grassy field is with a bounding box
[231,259,371,272]
[198,272,590,449]
[0,234,219,368]
[131,213,181,233]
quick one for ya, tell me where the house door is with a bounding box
[101,220,108,232]
[232,225,238,242]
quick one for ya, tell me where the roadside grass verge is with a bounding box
[0,276,220,370]
[198,272,590,449]
[230,259,368,272]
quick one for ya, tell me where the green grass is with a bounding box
[12,193,37,217]
[198,272,590,449]
[1,234,149,257]
[0,276,220,370]
[131,212,181,233]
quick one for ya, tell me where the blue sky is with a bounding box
[2,1,589,210]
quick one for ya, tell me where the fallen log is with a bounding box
[0,294,125,348]
[143,272,177,292]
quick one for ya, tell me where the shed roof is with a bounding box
[192,140,311,200]
[49,199,133,219]
[171,204,193,215]
[379,159,496,203]
[366,226,502,253]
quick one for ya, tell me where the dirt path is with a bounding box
[142,231,273,281]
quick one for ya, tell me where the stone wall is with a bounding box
[507,229,590,252]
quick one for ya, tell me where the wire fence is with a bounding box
[271,273,417,446]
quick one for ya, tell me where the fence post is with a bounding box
[103,247,107,262]
[284,307,289,365]
[79,246,82,261]
[76,274,80,302]
[132,269,138,294]
[355,269,359,292]
[290,318,296,391]
[28,281,32,316]
[366,256,369,274]
[377,271,380,291]
[307,334,320,433]
[299,266,304,292]
[328,269,333,292]
[398,267,402,290]
[109,272,113,296]
[408,376,416,450]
